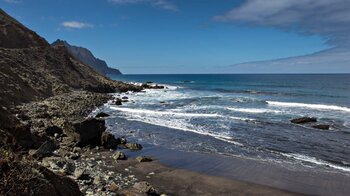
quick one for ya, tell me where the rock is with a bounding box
[112,98,122,105]
[141,83,165,89]
[73,147,82,153]
[74,168,90,180]
[290,117,317,124]
[93,175,102,185]
[132,181,158,195]
[125,143,143,151]
[62,161,76,175]
[118,137,127,145]
[112,151,126,160]
[71,118,106,147]
[95,112,110,118]
[312,124,330,130]
[29,141,57,158]
[136,156,152,162]
[122,96,128,100]
[101,132,120,149]
[108,182,119,192]
[45,126,63,136]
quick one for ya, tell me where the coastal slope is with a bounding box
[52,39,122,76]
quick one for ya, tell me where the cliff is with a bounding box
[52,39,122,76]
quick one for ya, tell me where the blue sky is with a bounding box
[2,0,348,74]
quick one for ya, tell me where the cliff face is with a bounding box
[52,39,122,76]
[0,9,134,129]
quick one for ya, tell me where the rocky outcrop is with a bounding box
[71,118,106,147]
[0,150,82,196]
[290,117,317,124]
[312,124,330,130]
[101,132,120,149]
[52,39,122,76]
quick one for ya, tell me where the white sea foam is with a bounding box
[267,101,350,113]
[123,117,243,146]
[281,153,350,172]
[110,106,221,117]
[226,107,282,114]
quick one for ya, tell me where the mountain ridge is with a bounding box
[51,39,122,76]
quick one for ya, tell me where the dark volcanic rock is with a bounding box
[136,156,153,163]
[290,117,317,124]
[29,141,57,158]
[112,151,126,160]
[95,112,110,118]
[112,98,122,105]
[45,126,63,136]
[101,132,120,149]
[141,83,165,89]
[312,124,330,130]
[125,143,143,151]
[72,118,106,147]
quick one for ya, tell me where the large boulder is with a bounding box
[125,143,143,151]
[290,117,317,124]
[66,118,106,147]
[29,141,57,159]
[101,132,120,149]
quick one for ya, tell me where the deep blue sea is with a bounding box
[100,74,350,173]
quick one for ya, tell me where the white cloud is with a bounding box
[108,0,178,11]
[229,48,350,73]
[214,0,350,72]
[61,21,94,29]
[214,0,350,47]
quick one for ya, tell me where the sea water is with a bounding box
[98,74,350,173]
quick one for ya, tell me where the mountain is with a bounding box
[0,8,137,129]
[51,39,122,76]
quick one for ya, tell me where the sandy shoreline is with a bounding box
[125,144,350,196]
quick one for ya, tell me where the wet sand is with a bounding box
[125,145,350,196]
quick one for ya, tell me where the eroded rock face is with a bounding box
[290,117,317,124]
[71,118,106,147]
[101,132,120,149]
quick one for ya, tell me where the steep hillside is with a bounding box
[52,39,122,76]
[0,9,139,129]
[0,9,48,48]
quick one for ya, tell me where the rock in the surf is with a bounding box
[101,132,120,149]
[125,143,143,151]
[136,156,153,162]
[95,112,110,118]
[290,117,317,124]
[312,124,330,130]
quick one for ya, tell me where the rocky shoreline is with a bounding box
[1,84,167,195]
[1,85,301,196]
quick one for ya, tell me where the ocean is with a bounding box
[97,74,350,174]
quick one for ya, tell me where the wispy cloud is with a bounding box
[61,21,94,29]
[108,0,178,11]
[214,0,350,47]
[214,0,350,72]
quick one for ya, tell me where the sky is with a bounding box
[1,0,349,74]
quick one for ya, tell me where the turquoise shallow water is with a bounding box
[99,74,350,174]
